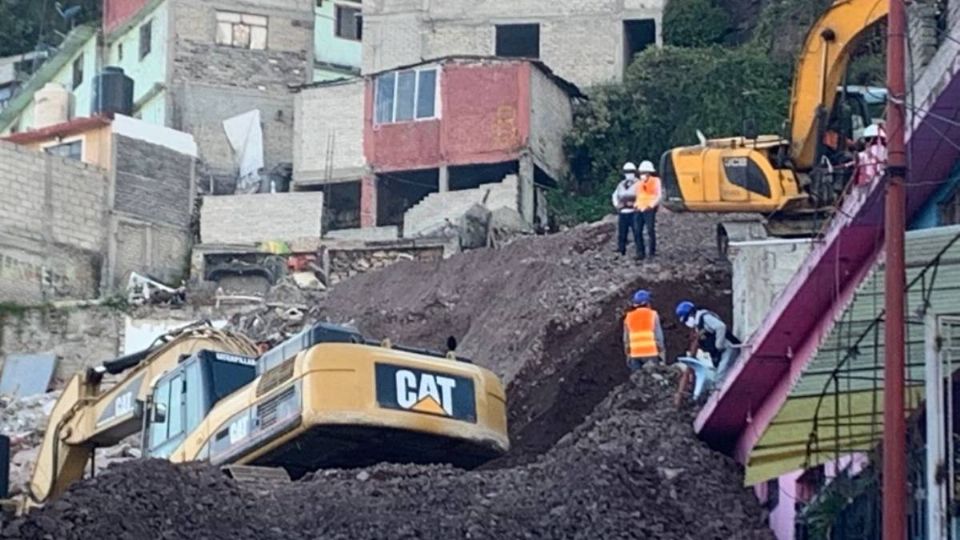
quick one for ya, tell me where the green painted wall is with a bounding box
[47,33,100,120]
[106,0,168,125]
[313,1,361,82]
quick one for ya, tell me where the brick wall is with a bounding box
[172,0,311,92]
[529,65,573,180]
[170,82,294,180]
[200,191,324,244]
[293,79,366,186]
[113,135,195,229]
[0,141,108,302]
[362,0,664,88]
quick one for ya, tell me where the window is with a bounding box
[374,68,438,124]
[167,374,184,438]
[139,20,152,59]
[495,24,540,59]
[149,378,171,449]
[623,19,655,71]
[72,54,83,89]
[45,140,83,161]
[216,11,268,50]
[335,4,362,41]
[184,362,204,434]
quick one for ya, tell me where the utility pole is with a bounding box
[883,0,908,537]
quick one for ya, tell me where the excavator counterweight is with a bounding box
[13,322,509,513]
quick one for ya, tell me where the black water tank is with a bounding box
[92,66,134,116]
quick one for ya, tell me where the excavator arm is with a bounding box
[24,324,257,507]
[789,0,887,170]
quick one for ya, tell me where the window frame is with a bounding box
[139,19,152,60]
[334,4,362,41]
[44,139,83,161]
[215,10,268,50]
[374,67,441,125]
[71,54,84,90]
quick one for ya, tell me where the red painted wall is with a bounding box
[364,61,532,172]
[104,0,150,34]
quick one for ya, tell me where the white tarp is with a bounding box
[222,109,264,194]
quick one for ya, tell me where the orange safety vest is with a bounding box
[624,307,659,358]
[634,175,661,211]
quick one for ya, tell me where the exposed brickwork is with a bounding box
[360,175,376,228]
[170,83,295,179]
[529,64,573,180]
[0,141,108,302]
[200,191,324,243]
[114,135,195,229]
[293,79,366,186]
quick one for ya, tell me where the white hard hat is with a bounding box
[863,124,880,139]
[638,160,656,174]
[622,162,637,172]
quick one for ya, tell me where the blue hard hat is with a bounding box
[632,289,651,305]
[676,301,695,320]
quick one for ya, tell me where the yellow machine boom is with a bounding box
[18,322,509,512]
[661,0,888,226]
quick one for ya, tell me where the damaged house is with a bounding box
[294,56,582,238]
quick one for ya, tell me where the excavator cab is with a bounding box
[145,350,258,459]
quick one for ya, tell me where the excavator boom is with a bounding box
[789,0,887,170]
[25,324,257,506]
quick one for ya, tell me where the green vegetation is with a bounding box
[552,0,884,225]
[663,0,730,47]
[0,0,101,57]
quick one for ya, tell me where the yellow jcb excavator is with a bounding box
[660,0,888,252]
[12,321,508,513]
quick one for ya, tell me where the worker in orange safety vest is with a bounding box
[633,160,661,260]
[623,289,665,371]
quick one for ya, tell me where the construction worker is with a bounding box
[633,160,661,259]
[623,289,665,371]
[854,123,887,185]
[611,162,641,259]
[675,301,741,384]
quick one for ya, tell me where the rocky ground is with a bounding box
[3,368,771,540]
[1,210,769,538]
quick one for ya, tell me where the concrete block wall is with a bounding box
[403,175,519,237]
[729,239,813,341]
[908,0,938,70]
[293,79,366,186]
[172,0,312,92]
[362,0,664,88]
[200,191,324,244]
[113,135,195,229]
[170,83,295,182]
[0,141,109,302]
[529,66,574,180]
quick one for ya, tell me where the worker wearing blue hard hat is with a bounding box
[675,300,741,384]
[623,289,665,371]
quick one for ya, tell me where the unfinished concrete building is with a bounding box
[294,56,581,236]
[361,0,663,89]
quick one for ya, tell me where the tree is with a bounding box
[663,0,731,47]
[0,0,102,58]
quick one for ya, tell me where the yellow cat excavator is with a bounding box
[660,0,888,252]
[12,321,508,512]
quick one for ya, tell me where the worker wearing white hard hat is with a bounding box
[855,123,887,186]
[633,160,662,260]
[612,162,642,258]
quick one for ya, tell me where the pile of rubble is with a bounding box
[3,369,771,539]
[232,210,733,459]
[0,392,141,497]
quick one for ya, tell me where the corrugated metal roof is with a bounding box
[745,224,960,485]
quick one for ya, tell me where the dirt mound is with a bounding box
[234,211,732,460]
[4,369,771,540]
